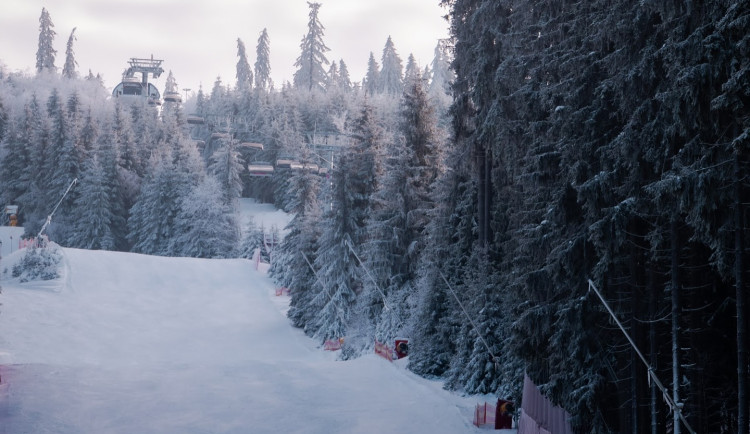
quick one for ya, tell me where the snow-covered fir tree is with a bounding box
[310,103,379,342]
[271,153,322,333]
[62,27,78,78]
[403,54,421,84]
[0,109,32,218]
[169,177,239,258]
[96,120,129,250]
[293,2,329,92]
[237,217,264,260]
[48,91,84,243]
[236,38,253,92]
[36,8,56,74]
[68,154,115,250]
[128,154,184,256]
[254,28,272,90]
[325,61,339,93]
[379,36,403,96]
[363,52,379,96]
[337,60,352,92]
[429,39,453,97]
[208,137,244,207]
[111,103,141,212]
[20,94,52,236]
[62,28,77,79]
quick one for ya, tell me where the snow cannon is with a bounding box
[394,339,409,359]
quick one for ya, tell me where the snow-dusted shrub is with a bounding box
[12,244,63,282]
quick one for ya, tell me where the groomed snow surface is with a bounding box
[0,201,505,433]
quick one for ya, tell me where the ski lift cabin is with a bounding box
[247,161,274,177]
[211,132,230,141]
[112,56,165,106]
[186,115,205,125]
[240,142,264,151]
[163,91,182,103]
[302,163,319,172]
[275,156,299,169]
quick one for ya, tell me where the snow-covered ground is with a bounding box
[237,198,294,236]
[0,202,504,433]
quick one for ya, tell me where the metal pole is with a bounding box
[587,279,696,434]
[37,178,78,240]
[300,250,348,328]
[439,270,498,365]
[344,239,390,311]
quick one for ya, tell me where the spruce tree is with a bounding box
[429,39,453,96]
[271,159,322,332]
[310,104,379,342]
[0,112,32,213]
[254,28,272,90]
[363,52,380,96]
[237,217,264,260]
[236,38,253,92]
[325,61,339,92]
[0,95,6,144]
[22,94,51,236]
[96,121,129,250]
[36,8,56,74]
[62,27,77,79]
[112,102,141,213]
[69,154,115,250]
[128,154,181,255]
[337,60,352,92]
[403,54,420,84]
[293,2,330,92]
[209,138,244,206]
[169,177,239,258]
[379,36,403,96]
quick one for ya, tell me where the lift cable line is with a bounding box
[438,269,498,367]
[344,238,391,312]
[587,279,696,434]
[300,250,349,329]
[37,178,78,239]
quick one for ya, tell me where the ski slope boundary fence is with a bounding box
[473,402,496,427]
[18,235,49,249]
[323,339,343,351]
[374,340,394,361]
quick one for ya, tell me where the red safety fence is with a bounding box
[323,338,343,351]
[275,287,290,296]
[374,340,394,361]
[19,235,48,249]
[474,402,497,427]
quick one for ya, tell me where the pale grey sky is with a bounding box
[0,0,450,96]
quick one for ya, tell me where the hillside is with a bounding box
[0,231,487,433]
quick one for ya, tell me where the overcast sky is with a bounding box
[0,0,450,97]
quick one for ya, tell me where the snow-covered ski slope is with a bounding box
[0,226,488,433]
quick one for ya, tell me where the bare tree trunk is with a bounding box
[671,219,681,434]
[477,145,487,247]
[630,235,640,434]
[736,152,747,434]
[648,264,658,434]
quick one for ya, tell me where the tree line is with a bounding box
[2,2,748,432]
[420,0,748,433]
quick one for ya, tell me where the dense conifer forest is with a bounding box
[1,2,749,432]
